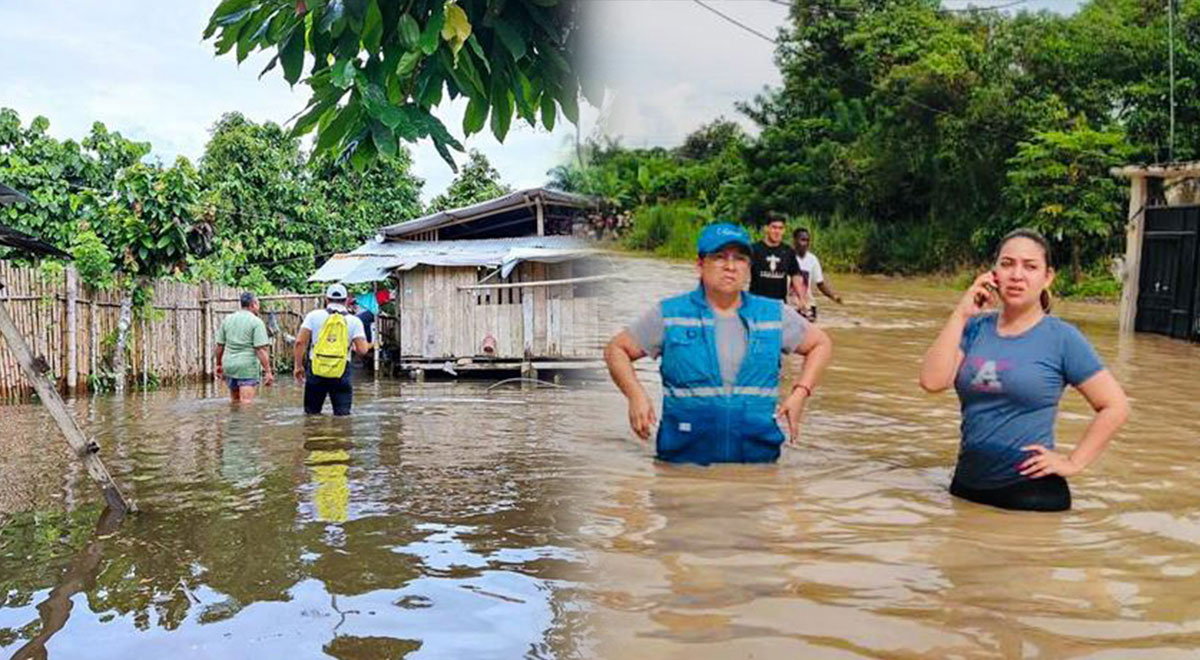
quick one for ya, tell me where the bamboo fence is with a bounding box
[0,262,373,399]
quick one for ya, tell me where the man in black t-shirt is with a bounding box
[749,213,803,301]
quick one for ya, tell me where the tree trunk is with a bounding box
[1071,241,1083,283]
[111,278,143,394]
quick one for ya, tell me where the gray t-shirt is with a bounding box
[627,302,808,388]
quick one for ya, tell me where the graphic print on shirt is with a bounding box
[964,357,1011,393]
[765,254,780,273]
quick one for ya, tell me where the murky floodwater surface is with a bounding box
[3,257,1200,659]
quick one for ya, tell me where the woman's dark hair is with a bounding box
[995,228,1053,313]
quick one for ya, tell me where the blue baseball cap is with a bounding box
[697,222,752,257]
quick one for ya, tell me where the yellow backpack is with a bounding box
[311,311,350,378]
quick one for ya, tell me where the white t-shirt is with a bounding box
[795,252,824,304]
[302,307,366,361]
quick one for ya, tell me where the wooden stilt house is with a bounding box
[310,188,611,374]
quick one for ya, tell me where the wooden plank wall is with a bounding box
[0,261,320,398]
[396,260,605,361]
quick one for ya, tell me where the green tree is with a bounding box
[193,112,425,292]
[1003,122,1135,280]
[204,0,597,169]
[0,110,148,255]
[427,149,511,211]
[83,159,212,392]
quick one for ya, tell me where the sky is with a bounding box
[0,0,1084,204]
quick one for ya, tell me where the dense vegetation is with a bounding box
[0,109,512,385]
[551,0,1198,295]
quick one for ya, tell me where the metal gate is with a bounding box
[1136,205,1200,340]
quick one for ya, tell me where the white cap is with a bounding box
[325,283,348,300]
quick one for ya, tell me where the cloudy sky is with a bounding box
[0,0,1083,203]
[586,0,1085,148]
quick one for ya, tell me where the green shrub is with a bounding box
[806,216,871,273]
[1054,265,1121,301]
[624,203,711,259]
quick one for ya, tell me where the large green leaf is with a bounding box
[362,0,383,53]
[318,0,345,34]
[331,58,357,89]
[370,120,398,159]
[420,3,445,55]
[489,83,514,142]
[463,95,490,135]
[539,94,556,132]
[397,51,422,77]
[557,84,579,124]
[316,103,363,153]
[281,25,306,85]
[398,14,421,49]
[205,0,256,38]
[492,18,526,60]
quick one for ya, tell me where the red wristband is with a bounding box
[792,383,813,398]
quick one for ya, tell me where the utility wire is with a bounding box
[690,0,1033,146]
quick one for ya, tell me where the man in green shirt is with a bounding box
[215,292,274,402]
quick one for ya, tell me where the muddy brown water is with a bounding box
[2,256,1199,659]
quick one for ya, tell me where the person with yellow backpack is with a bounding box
[293,284,370,415]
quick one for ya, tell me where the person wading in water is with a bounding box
[214,291,274,403]
[293,284,370,416]
[918,228,1129,511]
[605,222,833,464]
[750,212,806,306]
[792,227,844,322]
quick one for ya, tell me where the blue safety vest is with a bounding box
[656,286,785,464]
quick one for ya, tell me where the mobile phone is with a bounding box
[975,271,999,308]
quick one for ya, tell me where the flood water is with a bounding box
[3,256,1200,659]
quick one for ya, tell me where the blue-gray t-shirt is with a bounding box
[953,313,1104,489]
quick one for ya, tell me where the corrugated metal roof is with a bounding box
[309,236,599,283]
[379,187,594,239]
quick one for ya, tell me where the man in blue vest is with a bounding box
[605,222,834,464]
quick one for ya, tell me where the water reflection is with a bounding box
[1,379,591,659]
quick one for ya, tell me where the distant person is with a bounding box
[348,296,377,369]
[214,292,273,403]
[792,227,844,321]
[293,284,370,416]
[749,213,805,303]
[605,222,833,464]
[351,296,376,345]
[918,228,1129,511]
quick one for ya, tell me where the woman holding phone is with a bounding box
[918,229,1129,511]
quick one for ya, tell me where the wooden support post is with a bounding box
[372,282,380,378]
[65,267,78,394]
[1119,175,1148,334]
[0,296,133,513]
[141,316,148,389]
[202,282,212,378]
[522,283,534,359]
[89,296,98,381]
[535,198,545,236]
[173,299,182,381]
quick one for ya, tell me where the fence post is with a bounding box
[173,296,182,382]
[0,296,133,513]
[65,266,78,394]
[88,294,98,386]
[201,282,212,378]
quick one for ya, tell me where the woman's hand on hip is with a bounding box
[1018,444,1082,478]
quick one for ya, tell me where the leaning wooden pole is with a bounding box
[0,292,133,513]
